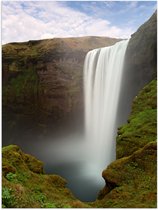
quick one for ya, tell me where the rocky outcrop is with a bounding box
[117,11,157,123]
[126,11,157,83]
[2,36,121,142]
[95,141,157,208]
[2,145,89,208]
[117,79,157,158]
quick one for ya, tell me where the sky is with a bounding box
[1,1,157,44]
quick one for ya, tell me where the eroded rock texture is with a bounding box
[2,36,121,142]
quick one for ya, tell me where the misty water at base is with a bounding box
[3,39,148,202]
[83,40,129,182]
[42,134,105,201]
[3,40,131,202]
[3,130,105,201]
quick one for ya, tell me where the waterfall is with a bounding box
[83,40,129,176]
[32,40,129,202]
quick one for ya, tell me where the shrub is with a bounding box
[2,187,14,208]
[6,172,17,182]
[42,202,57,208]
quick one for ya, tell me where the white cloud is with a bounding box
[2,1,133,44]
[41,33,55,40]
[127,1,138,9]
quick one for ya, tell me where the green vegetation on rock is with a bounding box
[2,36,121,138]
[117,79,157,158]
[2,186,15,208]
[2,145,89,208]
[3,68,38,108]
[93,141,157,208]
[2,79,157,208]
[91,79,157,208]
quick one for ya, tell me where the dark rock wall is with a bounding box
[2,36,120,142]
[117,11,157,125]
[126,11,157,82]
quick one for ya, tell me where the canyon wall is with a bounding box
[2,36,121,142]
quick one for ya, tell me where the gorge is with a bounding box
[2,11,157,208]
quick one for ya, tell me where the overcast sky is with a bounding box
[2,1,157,44]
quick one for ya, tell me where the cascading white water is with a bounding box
[32,40,129,202]
[84,40,129,175]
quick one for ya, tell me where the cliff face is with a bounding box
[126,11,157,83]
[117,11,157,125]
[2,36,121,141]
[3,12,157,141]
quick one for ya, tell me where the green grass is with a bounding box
[92,142,157,208]
[3,68,38,108]
[91,79,157,208]
[2,187,15,208]
[117,80,157,158]
[6,172,17,182]
[2,145,89,208]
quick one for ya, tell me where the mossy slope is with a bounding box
[94,141,157,208]
[2,145,89,208]
[91,79,157,208]
[117,79,157,158]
